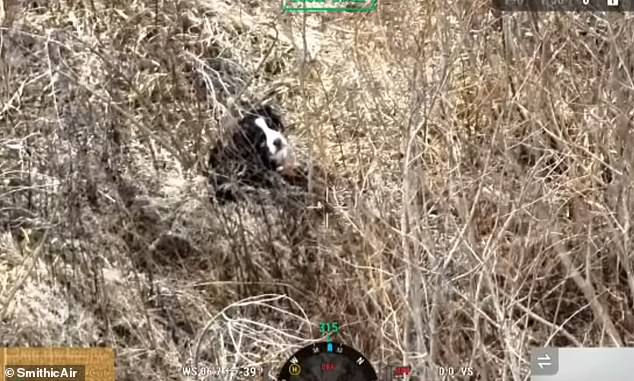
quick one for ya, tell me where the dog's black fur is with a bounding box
[208,105,290,203]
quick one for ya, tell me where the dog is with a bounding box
[208,105,294,203]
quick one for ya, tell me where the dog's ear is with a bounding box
[256,104,274,116]
[259,105,284,132]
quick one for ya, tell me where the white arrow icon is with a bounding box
[537,354,552,369]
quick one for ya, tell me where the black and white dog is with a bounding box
[208,105,293,203]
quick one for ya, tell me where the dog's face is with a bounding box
[238,106,291,171]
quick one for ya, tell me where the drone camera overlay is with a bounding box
[1,0,634,380]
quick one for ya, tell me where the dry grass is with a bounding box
[1,0,634,379]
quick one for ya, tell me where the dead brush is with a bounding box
[3,0,634,379]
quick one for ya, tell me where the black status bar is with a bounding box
[493,0,633,11]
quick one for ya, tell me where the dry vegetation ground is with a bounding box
[1,0,634,379]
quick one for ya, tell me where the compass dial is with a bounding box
[277,342,378,381]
